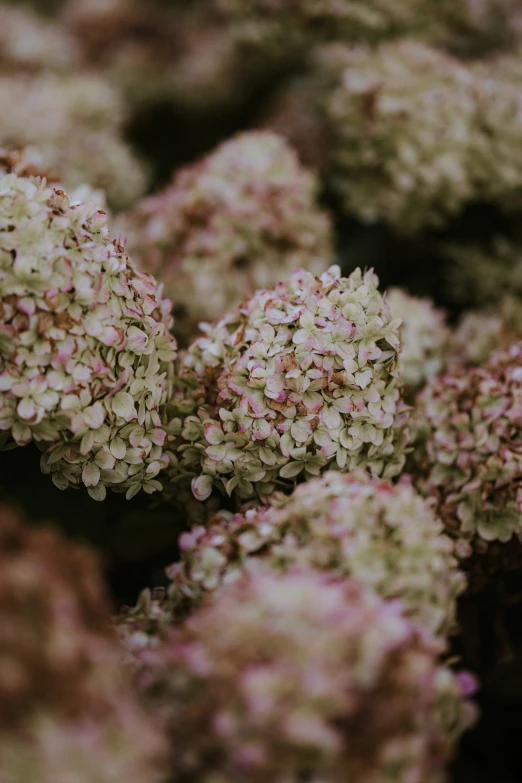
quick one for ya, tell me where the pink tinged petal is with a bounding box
[207,444,227,461]
[18,297,35,315]
[248,392,267,416]
[204,421,225,445]
[253,419,272,440]
[112,391,136,420]
[322,406,341,430]
[146,460,162,476]
[11,421,32,446]
[149,428,166,446]
[129,426,146,448]
[302,391,323,412]
[17,397,37,422]
[82,462,100,487]
[359,342,382,363]
[265,374,285,396]
[70,412,87,436]
[334,397,354,414]
[99,326,120,346]
[192,474,213,501]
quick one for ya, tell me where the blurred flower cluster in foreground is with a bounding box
[4,0,522,780]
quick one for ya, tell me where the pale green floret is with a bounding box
[131,567,476,783]
[387,287,450,392]
[167,265,409,503]
[161,470,467,637]
[411,341,522,546]
[0,172,177,500]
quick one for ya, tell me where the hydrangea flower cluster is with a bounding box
[387,287,450,392]
[319,41,522,232]
[0,505,167,783]
[0,170,177,500]
[0,4,79,72]
[122,132,333,337]
[134,567,476,783]
[320,42,478,232]
[411,341,522,547]
[168,266,408,503]
[0,72,148,209]
[157,471,466,637]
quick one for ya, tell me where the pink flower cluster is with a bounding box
[0,504,167,783]
[122,131,333,338]
[134,567,476,783]
[167,265,408,503]
[412,341,522,547]
[0,168,177,499]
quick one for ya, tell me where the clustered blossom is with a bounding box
[319,41,522,232]
[411,341,522,547]
[0,170,177,500]
[155,471,466,637]
[0,505,167,783]
[0,5,79,72]
[0,72,148,210]
[134,567,476,783]
[387,287,450,392]
[167,266,408,503]
[122,131,333,338]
